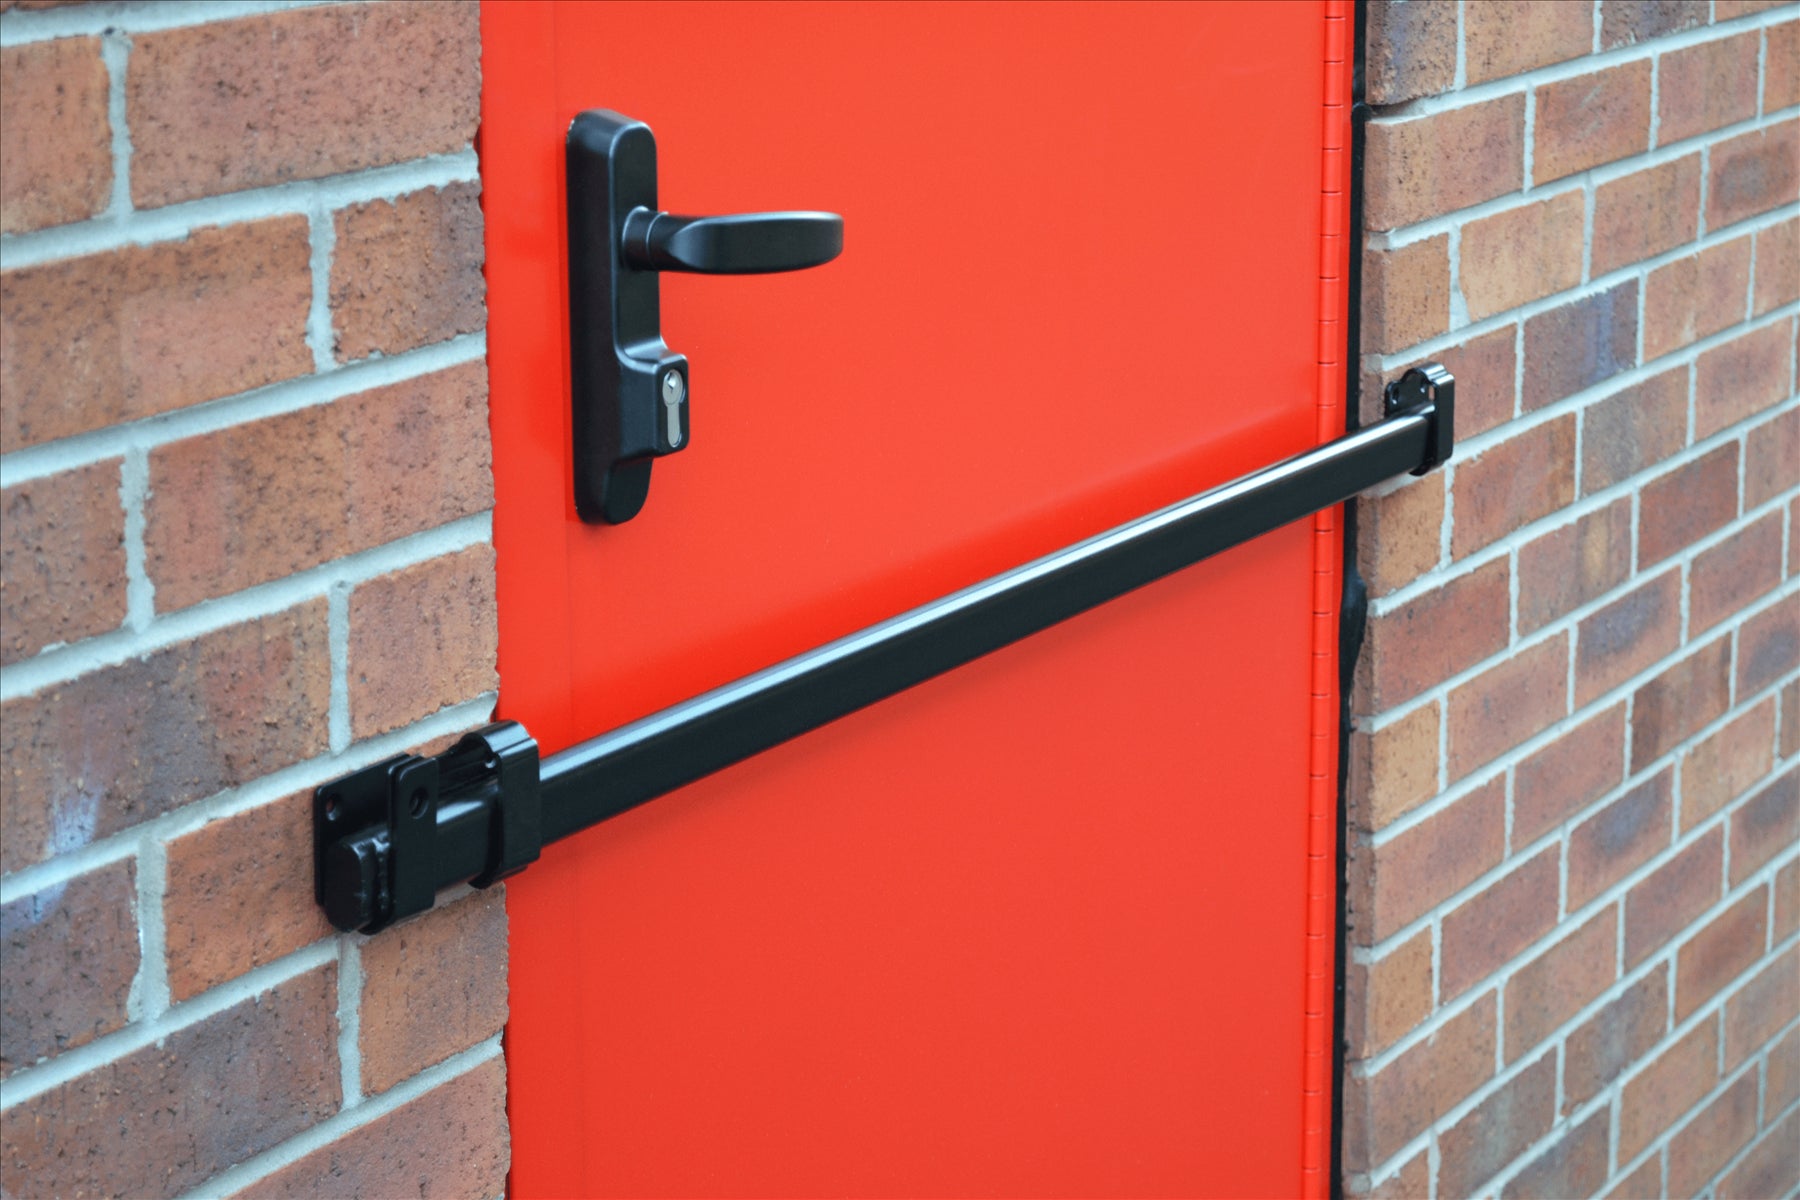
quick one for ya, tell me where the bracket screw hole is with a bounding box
[409,787,429,819]
[323,794,339,819]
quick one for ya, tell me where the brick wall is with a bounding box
[1346,2,1798,1197]
[0,2,508,1195]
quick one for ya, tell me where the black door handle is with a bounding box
[622,209,844,274]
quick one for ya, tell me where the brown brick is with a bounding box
[1675,887,1769,1017]
[0,460,126,665]
[1345,928,1433,1059]
[1514,704,1626,844]
[0,37,110,234]
[1737,591,1799,695]
[0,860,136,1079]
[164,792,334,1002]
[1604,1156,1664,1200]
[1465,0,1592,85]
[1620,1018,1720,1158]
[1624,828,1724,966]
[1348,701,1441,832]
[146,363,493,611]
[1601,0,1707,47]
[1592,154,1702,277]
[1638,444,1739,567]
[1503,906,1616,1060]
[1706,120,1800,231]
[1450,415,1577,558]
[1350,776,1506,944]
[1643,236,1753,362]
[1447,633,1570,779]
[1460,191,1586,320]
[0,219,313,450]
[1695,317,1794,439]
[1342,994,1497,1171]
[1569,768,1673,907]
[1441,847,1561,1001]
[230,1056,508,1199]
[1632,638,1734,771]
[1364,236,1450,355]
[1437,1054,1556,1197]
[1692,513,1784,634]
[1683,699,1778,830]
[1499,1110,1609,1200]
[1534,61,1653,186]
[1566,967,1669,1110]
[1667,1070,1760,1198]
[1771,1023,1800,1114]
[0,603,330,875]
[1767,19,1800,113]
[359,888,507,1095]
[1358,474,1444,598]
[1365,95,1526,230]
[1518,499,1632,633]
[1361,558,1510,709]
[1776,858,1799,943]
[1722,944,1799,1071]
[1659,31,1761,146]
[1717,1107,1800,1200]
[0,964,339,1198]
[331,182,485,363]
[1730,767,1797,886]
[127,3,479,207]
[1575,570,1682,705]
[1715,0,1792,14]
[1354,1149,1429,1200]
[1784,678,1800,761]
[1753,216,1799,316]
[1744,405,1797,508]
[1365,325,1518,436]
[348,544,497,738]
[1364,0,1456,105]
[1580,368,1689,495]
[1521,280,1639,411]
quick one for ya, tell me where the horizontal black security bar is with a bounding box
[315,364,1454,933]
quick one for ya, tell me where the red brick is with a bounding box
[0,219,313,450]
[1361,558,1510,709]
[1784,678,1800,761]
[164,792,334,1002]
[146,363,493,611]
[1729,767,1798,886]
[1683,699,1778,830]
[1601,0,1707,47]
[1753,216,1799,316]
[1715,0,1792,14]
[1517,499,1632,633]
[1624,828,1724,966]
[127,3,479,207]
[1342,994,1497,1171]
[1566,968,1669,1110]
[0,860,137,1079]
[1345,928,1434,1059]
[1694,317,1794,439]
[1447,633,1569,779]
[1737,591,1799,695]
[1521,280,1639,411]
[1722,944,1799,1071]
[1744,405,1797,509]
[1631,639,1734,771]
[1514,704,1626,844]
[1706,120,1800,231]
[1347,701,1441,832]
[1717,1107,1800,1200]
[1658,31,1761,145]
[1364,326,1518,436]
[1460,191,1586,321]
[1453,415,1579,560]
[1776,858,1799,942]
[1441,847,1562,1001]
[1353,1149,1429,1200]
[1364,95,1526,230]
[1350,776,1506,944]
[331,182,485,362]
[1692,513,1784,634]
[1767,20,1800,113]
[1620,1019,1720,1158]
[0,37,110,234]
[359,889,507,1095]
[1465,0,1592,85]
[1364,0,1456,105]
[1667,1071,1760,1198]
[1437,1054,1556,1197]
[0,460,126,665]
[348,544,497,738]
[1770,1023,1800,1114]
[1643,235,1753,362]
[1604,1156,1664,1199]
[0,964,339,1197]
[1675,887,1769,1018]
[1358,474,1444,598]
[1569,768,1673,908]
[1575,569,1681,704]
[1534,61,1653,185]
[1592,154,1702,277]
[1503,907,1616,1060]
[230,1056,508,1199]
[1500,1110,1609,1200]
[1580,368,1689,495]
[1638,444,1739,568]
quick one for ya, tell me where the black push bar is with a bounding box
[314,364,1454,933]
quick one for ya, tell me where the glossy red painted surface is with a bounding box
[482,3,1350,1194]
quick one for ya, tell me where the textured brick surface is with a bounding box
[331,182,486,362]
[1706,120,1800,231]
[1637,444,1739,568]
[1520,280,1639,411]
[0,219,313,450]
[1694,317,1795,439]
[1601,0,1708,48]
[1357,474,1443,597]
[1435,1054,1555,1198]
[1619,1020,1720,1158]
[1364,96,1525,230]
[1348,701,1441,830]
[1717,1107,1800,1200]
[1565,969,1669,1110]
[349,544,498,738]
[1591,154,1702,277]
[1500,1111,1608,1200]
[1745,405,1799,507]
[1363,0,1455,106]
[1658,31,1761,145]
[1623,829,1724,966]
[1516,498,1632,633]
[1767,18,1800,112]
[1459,191,1584,321]
[1690,513,1783,634]
[1579,367,1689,495]
[1665,1070,1759,1198]
[1567,768,1673,908]
[1575,569,1682,704]
[127,3,479,207]
[0,460,126,665]
[1361,558,1510,709]
[1630,638,1733,770]
[1445,633,1568,779]
[1448,415,1575,558]
[1344,928,1433,1059]
[1682,701,1778,830]
[1362,236,1449,353]
[1728,767,1797,886]
[1642,235,1753,361]
[1752,217,1799,316]
[1533,61,1652,185]
[1721,944,1799,1071]
[1438,847,1560,1000]
[1464,0,1591,85]
[1502,908,1616,1061]
[0,37,111,234]
[1342,994,1496,1172]
[1736,591,1800,695]
[1513,704,1626,845]
[1351,777,1505,944]
[1674,888,1769,1018]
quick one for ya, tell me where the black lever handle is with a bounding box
[622,209,844,274]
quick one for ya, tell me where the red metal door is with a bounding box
[482,3,1353,1194]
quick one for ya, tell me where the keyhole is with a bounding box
[661,370,684,447]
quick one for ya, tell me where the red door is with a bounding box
[482,3,1353,1194]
